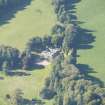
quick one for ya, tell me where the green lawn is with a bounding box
[75,0,105,83]
[0,65,53,105]
[0,0,56,51]
[0,0,56,104]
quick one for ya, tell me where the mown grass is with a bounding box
[76,0,105,83]
[0,0,56,51]
[0,65,53,105]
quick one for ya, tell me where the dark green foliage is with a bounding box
[42,36,52,48]
[52,0,78,55]
[27,36,60,52]
[0,45,38,71]
[0,0,104,105]
[51,35,63,48]
[22,54,32,70]
[27,35,63,51]
[0,34,64,72]
[21,49,40,70]
[51,24,65,48]
[2,61,10,74]
[52,0,65,14]
[52,24,65,35]
[40,88,56,99]
[42,58,105,105]
[58,11,71,23]
[0,45,21,71]
[27,37,44,52]
[0,0,24,7]
[67,54,77,65]
[62,24,77,54]
[48,1,105,105]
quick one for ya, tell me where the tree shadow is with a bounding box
[76,64,104,86]
[64,0,81,11]
[62,0,96,50]
[76,64,94,74]
[25,54,45,71]
[63,1,95,55]
[20,98,45,105]
[6,71,31,77]
[28,64,45,71]
[75,27,96,50]
[63,0,104,85]
[0,76,4,80]
[20,53,45,71]
[0,0,32,26]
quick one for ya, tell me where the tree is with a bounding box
[52,24,65,35]
[51,35,63,48]
[42,36,52,48]
[27,37,44,52]
[22,55,32,70]
[52,0,65,13]
[2,61,10,74]
[62,24,77,54]
[67,54,77,65]
[40,88,56,99]
[0,45,21,71]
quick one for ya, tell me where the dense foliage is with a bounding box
[0,0,24,7]
[0,0,105,105]
[0,45,21,71]
[27,35,64,52]
[41,55,105,105]
[40,0,105,105]
[0,45,37,72]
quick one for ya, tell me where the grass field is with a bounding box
[75,0,105,83]
[0,65,53,105]
[1,0,105,104]
[0,0,56,104]
[0,0,56,51]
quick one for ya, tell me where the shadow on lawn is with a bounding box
[64,0,104,85]
[17,98,45,105]
[6,71,31,77]
[0,0,32,26]
[75,27,96,50]
[0,76,4,80]
[26,54,45,71]
[64,0,96,49]
[76,64,104,86]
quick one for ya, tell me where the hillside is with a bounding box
[75,0,105,83]
[0,0,56,51]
